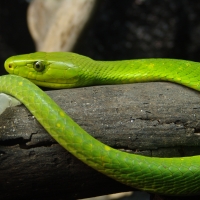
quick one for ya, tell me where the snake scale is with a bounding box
[1,52,200,195]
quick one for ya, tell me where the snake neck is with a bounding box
[79,58,200,91]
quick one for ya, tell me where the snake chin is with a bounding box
[29,79,78,89]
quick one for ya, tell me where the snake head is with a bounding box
[4,52,81,89]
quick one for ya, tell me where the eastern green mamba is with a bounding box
[1,52,200,195]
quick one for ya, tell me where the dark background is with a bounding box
[1,0,200,75]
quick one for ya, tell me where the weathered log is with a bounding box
[0,82,200,199]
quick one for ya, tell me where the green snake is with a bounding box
[2,52,200,195]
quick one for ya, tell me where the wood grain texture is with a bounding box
[0,82,200,199]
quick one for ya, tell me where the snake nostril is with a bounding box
[8,64,12,68]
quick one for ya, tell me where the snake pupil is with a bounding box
[34,61,45,72]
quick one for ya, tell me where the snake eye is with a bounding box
[34,61,45,72]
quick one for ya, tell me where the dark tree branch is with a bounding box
[1,82,200,199]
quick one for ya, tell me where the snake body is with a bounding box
[2,52,200,195]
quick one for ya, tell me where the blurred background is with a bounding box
[1,0,200,75]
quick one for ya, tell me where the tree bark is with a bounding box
[1,82,200,199]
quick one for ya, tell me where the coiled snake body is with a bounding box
[2,52,200,195]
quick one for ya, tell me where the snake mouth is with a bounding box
[4,57,15,73]
[28,79,78,89]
